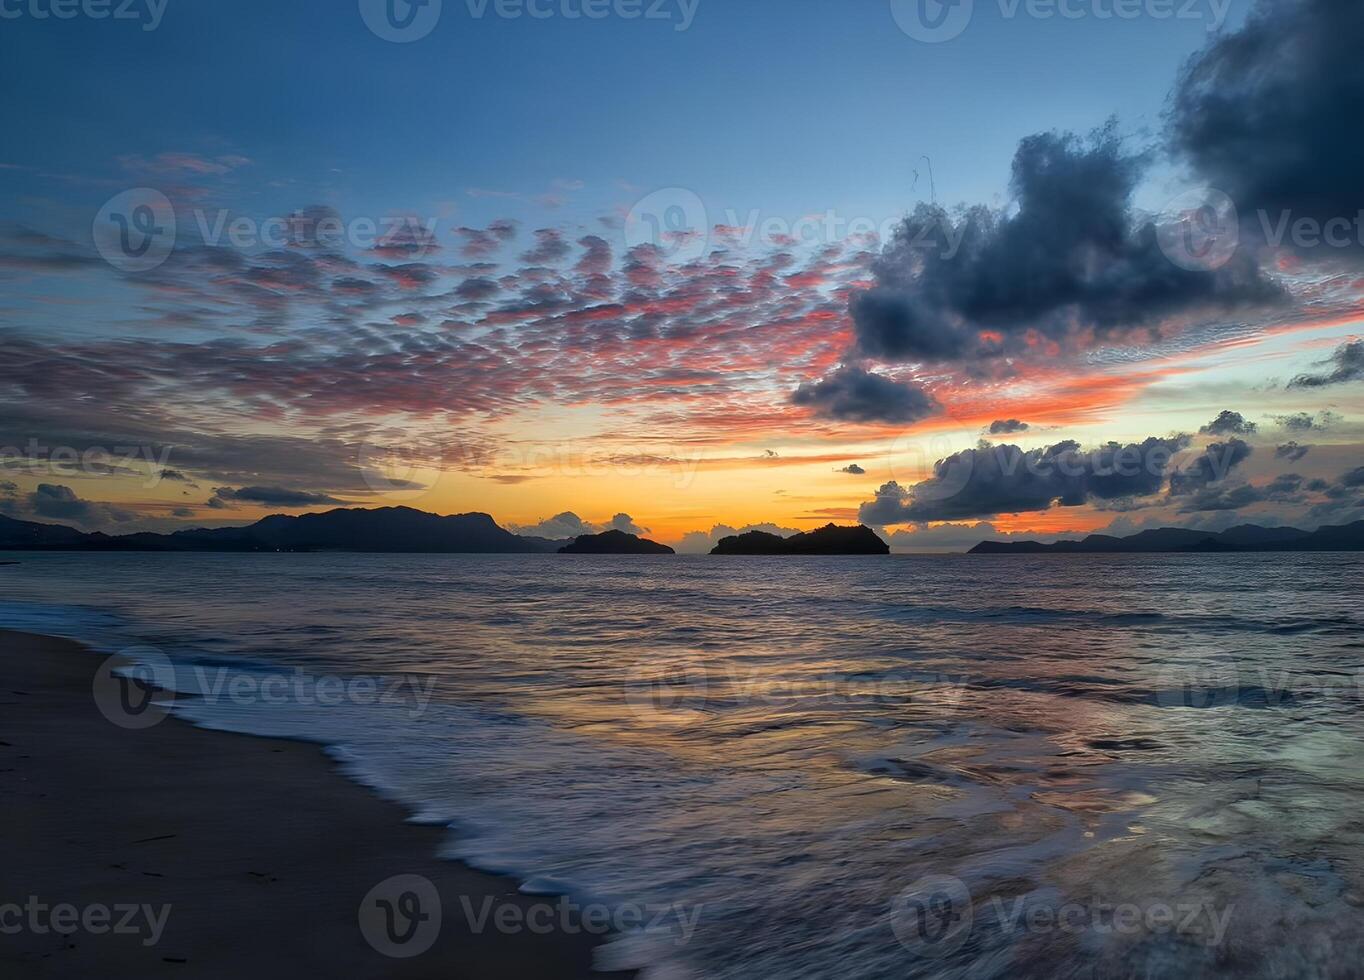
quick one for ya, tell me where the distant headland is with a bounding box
[0,507,883,556]
[0,507,556,554]
[969,521,1364,554]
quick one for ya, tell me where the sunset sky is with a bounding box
[1,0,1360,550]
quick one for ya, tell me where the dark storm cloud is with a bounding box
[209,486,344,508]
[1288,341,1364,388]
[790,365,940,424]
[851,125,1281,365]
[988,419,1029,435]
[1308,467,1364,521]
[1176,483,1265,513]
[29,483,88,519]
[838,463,867,475]
[1309,474,1364,513]
[1268,473,1305,495]
[1275,442,1311,462]
[850,281,972,361]
[5,483,136,527]
[1170,0,1364,250]
[858,436,1188,525]
[1199,410,1257,436]
[1177,472,1305,513]
[1167,438,1254,496]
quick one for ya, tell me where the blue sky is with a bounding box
[2,0,1248,247]
[0,0,1360,547]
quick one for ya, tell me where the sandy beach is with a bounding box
[0,629,634,979]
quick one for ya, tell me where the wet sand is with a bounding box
[0,630,633,978]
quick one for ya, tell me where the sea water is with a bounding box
[2,551,1361,977]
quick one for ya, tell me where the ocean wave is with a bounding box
[3,551,1362,977]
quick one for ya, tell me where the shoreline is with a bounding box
[0,629,636,978]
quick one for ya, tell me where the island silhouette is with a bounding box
[2,507,1362,554]
[710,524,889,555]
[558,529,675,554]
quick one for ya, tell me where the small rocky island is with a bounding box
[558,529,676,554]
[710,523,889,555]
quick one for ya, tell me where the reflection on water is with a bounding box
[2,551,1361,977]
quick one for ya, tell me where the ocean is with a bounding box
[2,551,1362,978]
